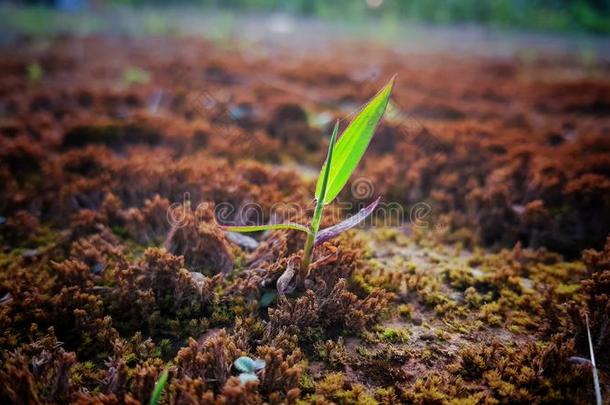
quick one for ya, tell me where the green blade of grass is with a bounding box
[299,122,338,276]
[315,76,395,204]
[149,368,169,405]
[586,314,602,405]
[221,223,312,235]
[316,120,339,205]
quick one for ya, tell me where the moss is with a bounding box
[299,373,315,393]
[463,287,481,307]
[1,35,607,404]
[397,304,413,319]
[402,374,448,403]
[111,225,130,239]
[443,265,478,290]
[348,274,374,297]
[376,327,410,344]
[313,373,377,405]
[479,302,503,326]
[434,300,460,317]
[374,386,398,404]
[554,283,580,299]
[316,372,345,395]
[315,338,348,369]
[372,228,400,243]
[435,329,448,341]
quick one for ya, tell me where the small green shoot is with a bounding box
[149,368,169,405]
[586,314,602,405]
[299,119,338,281]
[122,66,151,86]
[315,77,394,204]
[26,62,43,85]
[222,77,395,290]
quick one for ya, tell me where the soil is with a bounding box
[1,33,609,404]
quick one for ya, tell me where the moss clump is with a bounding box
[376,327,410,344]
[397,303,413,319]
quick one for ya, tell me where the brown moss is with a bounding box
[107,248,222,337]
[174,329,240,392]
[124,194,172,244]
[569,236,610,366]
[1,34,608,404]
[268,278,392,342]
[447,337,590,403]
[0,331,76,404]
[2,210,41,246]
[164,202,234,275]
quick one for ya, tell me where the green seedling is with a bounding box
[149,368,169,405]
[586,314,602,405]
[569,314,603,405]
[223,77,394,292]
[26,62,43,85]
[234,356,266,384]
[122,66,151,86]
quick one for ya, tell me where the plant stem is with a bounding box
[299,198,324,285]
[299,121,338,287]
[586,314,602,405]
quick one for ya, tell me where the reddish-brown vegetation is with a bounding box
[1,35,609,403]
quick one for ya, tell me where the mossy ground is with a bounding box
[1,35,609,404]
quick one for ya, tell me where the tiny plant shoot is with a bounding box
[149,368,169,405]
[586,314,602,405]
[223,76,395,290]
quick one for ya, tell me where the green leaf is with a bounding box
[315,76,395,204]
[316,120,339,206]
[585,314,602,405]
[315,197,381,246]
[234,356,255,373]
[149,368,169,405]
[221,223,312,235]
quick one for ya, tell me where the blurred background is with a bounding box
[1,0,609,57]
[1,0,610,257]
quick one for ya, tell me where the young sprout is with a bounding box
[26,62,43,85]
[223,77,395,291]
[586,314,602,405]
[571,314,604,405]
[149,367,169,405]
[122,66,151,85]
[234,356,266,384]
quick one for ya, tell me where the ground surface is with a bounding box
[1,32,610,404]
